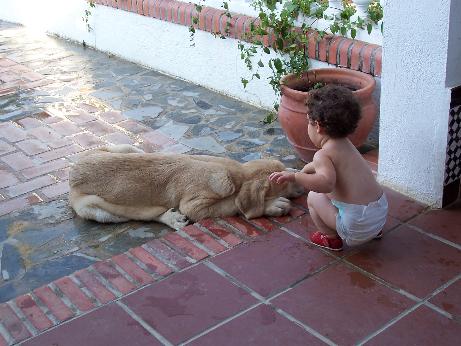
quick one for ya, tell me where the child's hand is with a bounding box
[269,171,295,184]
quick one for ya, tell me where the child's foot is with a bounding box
[310,231,343,251]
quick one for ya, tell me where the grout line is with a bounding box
[179,302,263,346]
[140,243,181,272]
[6,300,38,337]
[357,274,461,345]
[193,222,232,249]
[29,291,59,326]
[266,259,341,302]
[215,218,252,241]
[116,301,173,346]
[0,322,14,346]
[423,301,453,319]
[204,261,339,346]
[205,261,266,301]
[68,274,100,306]
[86,266,123,298]
[110,261,141,286]
[339,259,422,303]
[406,223,461,250]
[125,249,163,278]
[48,282,81,315]
[421,274,461,306]
[176,229,215,256]
[356,301,423,346]
[275,307,337,346]
[160,238,196,264]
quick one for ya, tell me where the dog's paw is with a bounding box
[161,208,190,230]
[264,197,291,216]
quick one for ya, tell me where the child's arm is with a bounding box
[269,152,336,193]
[300,162,315,174]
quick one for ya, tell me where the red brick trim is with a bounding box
[91,0,382,77]
[0,203,312,344]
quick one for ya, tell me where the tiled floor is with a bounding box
[0,20,460,346]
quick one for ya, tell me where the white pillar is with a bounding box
[378,0,458,207]
[352,0,372,17]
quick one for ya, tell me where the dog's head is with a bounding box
[235,160,305,219]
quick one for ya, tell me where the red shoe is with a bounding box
[310,231,343,251]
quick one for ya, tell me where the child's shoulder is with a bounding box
[313,148,336,166]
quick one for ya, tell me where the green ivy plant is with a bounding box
[190,0,383,123]
[84,0,119,32]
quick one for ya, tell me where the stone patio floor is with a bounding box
[0,20,460,346]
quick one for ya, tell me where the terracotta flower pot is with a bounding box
[278,68,377,162]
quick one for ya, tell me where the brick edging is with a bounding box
[0,202,308,345]
[92,0,382,77]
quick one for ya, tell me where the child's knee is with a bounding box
[307,191,321,207]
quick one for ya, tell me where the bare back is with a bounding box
[323,138,382,205]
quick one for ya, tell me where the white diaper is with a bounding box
[332,193,388,246]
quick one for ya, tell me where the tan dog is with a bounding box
[69,145,304,229]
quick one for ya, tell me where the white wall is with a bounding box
[446,0,461,88]
[0,0,334,109]
[379,0,452,206]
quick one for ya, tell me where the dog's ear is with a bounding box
[235,178,270,219]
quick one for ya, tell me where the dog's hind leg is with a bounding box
[71,191,189,228]
[71,193,129,223]
[78,205,129,223]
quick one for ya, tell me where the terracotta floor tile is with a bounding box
[381,215,401,233]
[366,305,461,345]
[383,187,427,222]
[22,303,161,346]
[271,263,414,345]
[284,214,315,239]
[122,264,257,344]
[211,229,334,298]
[428,280,461,319]
[409,201,461,245]
[189,305,325,346]
[346,225,461,298]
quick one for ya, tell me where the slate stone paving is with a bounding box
[0,19,333,303]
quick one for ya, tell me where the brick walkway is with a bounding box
[0,20,460,346]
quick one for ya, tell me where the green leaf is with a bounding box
[254,73,260,79]
[367,23,373,35]
[241,78,249,88]
[263,47,270,54]
[258,60,264,67]
[351,28,357,39]
[274,58,283,73]
[276,38,284,50]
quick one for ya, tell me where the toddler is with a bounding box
[269,85,387,251]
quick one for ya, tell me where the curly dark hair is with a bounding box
[305,84,361,138]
